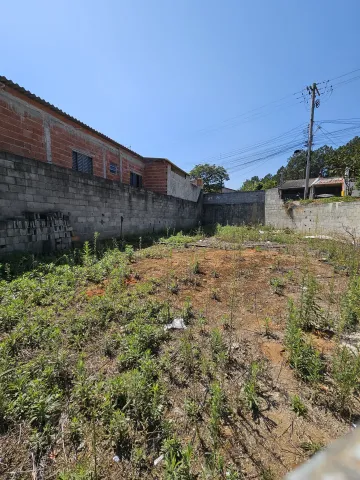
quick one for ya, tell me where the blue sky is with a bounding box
[2,0,360,188]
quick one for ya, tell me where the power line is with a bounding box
[201,123,307,163]
[318,67,360,84]
[314,124,339,147]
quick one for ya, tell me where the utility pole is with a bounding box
[304,82,320,199]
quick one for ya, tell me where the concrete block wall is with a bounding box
[1,212,72,254]
[0,152,202,255]
[167,169,201,202]
[265,188,360,235]
[203,191,265,225]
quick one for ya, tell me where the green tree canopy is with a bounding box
[189,163,230,193]
[239,136,360,191]
[240,174,277,191]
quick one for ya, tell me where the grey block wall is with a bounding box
[203,191,265,225]
[0,152,202,255]
[265,188,360,235]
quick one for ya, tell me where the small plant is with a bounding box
[332,345,360,409]
[163,437,193,480]
[82,241,93,267]
[125,244,134,262]
[263,317,273,338]
[210,329,228,366]
[285,301,324,383]
[180,333,200,374]
[298,273,322,331]
[285,269,294,282]
[198,311,207,334]
[341,274,360,330]
[184,397,202,423]
[108,410,132,458]
[244,361,261,413]
[300,441,323,456]
[291,395,307,417]
[182,297,194,323]
[211,288,220,301]
[69,416,82,449]
[221,314,231,330]
[260,467,276,480]
[269,277,285,295]
[209,382,227,445]
[169,279,179,294]
[192,260,200,275]
[93,231,100,259]
[211,270,219,278]
[205,450,225,477]
[225,464,242,479]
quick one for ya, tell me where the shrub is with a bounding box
[269,277,285,295]
[180,334,200,374]
[108,410,132,458]
[112,355,165,433]
[332,345,360,409]
[182,297,194,323]
[298,273,323,331]
[244,362,261,413]
[291,395,307,417]
[341,275,360,330]
[300,441,323,456]
[184,397,202,423]
[117,322,166,370]
[163,437,193,480]
[209,382,227,445]
[285,301,323,382]
[191,260,200,275]
[210,329,228,366]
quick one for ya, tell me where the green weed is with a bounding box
[291,395,307,417]
[210,329,228,366]
[244,361,261,413]
[209,382,227,445]
[285,301,324,382]
[332,345,360,409]
[270,277,285,295]
[300,441,323,456]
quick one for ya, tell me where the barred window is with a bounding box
[109,162,118,174]
[72,151,93,174]
[130,172,142,188]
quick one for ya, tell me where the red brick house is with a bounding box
[0,76,201,201]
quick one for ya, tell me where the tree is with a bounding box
[282,146,334,180]
[240,174,278,191]
[211,135,360,194]
[189,164,229,193]
[328,136,360,177]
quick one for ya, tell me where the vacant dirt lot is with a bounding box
[1,230,359,479]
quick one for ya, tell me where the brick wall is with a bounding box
[0,84,145,185]
[0,152,202,255]
[143,159,169,194]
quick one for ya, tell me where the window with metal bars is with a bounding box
[130,171,142,188]
[72,151,93,174]
[109,162,118,174]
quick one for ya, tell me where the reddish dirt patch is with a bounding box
[85,286,105,297]
[125,276,137,285]
[261,341,285,364]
